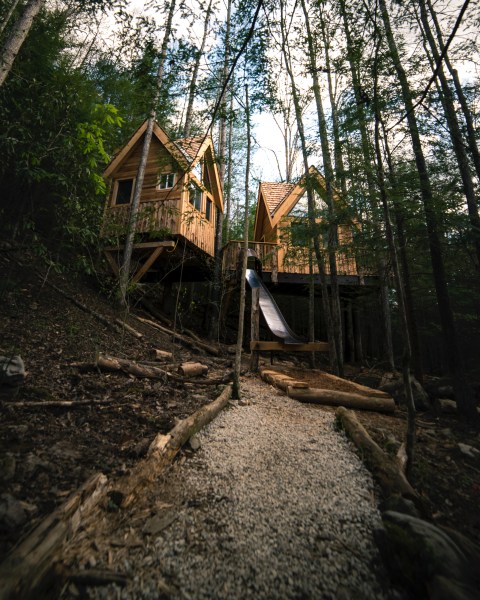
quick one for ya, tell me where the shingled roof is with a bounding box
[259,182,296,216]
[174,136,204,163]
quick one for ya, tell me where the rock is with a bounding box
[376,511,480,600]
[0,493,27,529]
[379,495,420,518]
[457,443,479,459]
[189,435,201,451]
[379,376,430,411]
[0,355,25,388]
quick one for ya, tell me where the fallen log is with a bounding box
[3,398,117,408]
[96,354,168,380]
[178,362,209,378]
[318,371,391,399]
[140,298,173,327]
[134,316,219,356]
[288,387,396,413]
[114,319,143,339]
[335,407,422,506]
[259,368,309,392]
[45,281,141,341]
[154,349,173,361]
[0,473,108,600]
[120,384,232,508]
[74,356,232,386]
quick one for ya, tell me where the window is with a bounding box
[114,179,134,205]
[290,220,310,246]
[189,183,202,211]
[158,173,175,189]
[206,198,213,222]
[288,194,309,218]
[192,161,202,183]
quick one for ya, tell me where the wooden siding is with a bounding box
[101,134,218,256]
[223,223,361,277]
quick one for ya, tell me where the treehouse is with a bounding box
[223,166,374,285]
[101,120,223,283]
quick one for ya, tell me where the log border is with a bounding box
[0,385,232,599]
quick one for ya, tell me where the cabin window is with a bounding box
[189,183,203,212]
[192,161,202,183]
[206,198,213,222]
[290,220,310,246]
[288,194,309,218]
[114,178,134,205]
[158,173,175,189]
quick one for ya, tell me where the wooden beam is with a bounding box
[103,241,176,252]
[132,247,165,283]
[250,341,329,352]
[104,250,120,276]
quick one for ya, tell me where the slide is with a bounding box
[246,268,305,344]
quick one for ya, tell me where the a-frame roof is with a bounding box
[103,120,223,211]
[253,166,347,240]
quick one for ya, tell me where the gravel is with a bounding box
[82,375,403,600]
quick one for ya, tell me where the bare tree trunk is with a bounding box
[318,5,347,196]
[0,0,22,38]
[118,0,176,306]
[378,0,477,423]
[0,0,44,87]
[372,35,416,475]
[339,0,395,371]
[301,0,343,376]
[382,120,424,383]
[209,0,232,340]
[224,91,234,242]
[425,0,480,185]
[415,0,480,270]
[232,84,251,400]
[279,0,339,374]
[183,0,213,138]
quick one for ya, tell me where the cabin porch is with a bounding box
[221,240,378,286]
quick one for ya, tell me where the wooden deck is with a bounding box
[222,239,374,282]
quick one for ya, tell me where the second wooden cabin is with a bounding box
[223,165,371,284]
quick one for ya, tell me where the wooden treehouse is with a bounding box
[222,166,380,361]
[101,120,223,283]
[223,165,375,286]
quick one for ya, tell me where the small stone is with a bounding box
[189,435,201,451]
[238,398,251,406]
[143,510,177,535]
[458,443,479,459]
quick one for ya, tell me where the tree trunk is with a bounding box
[378,0,477,422]
[0,0,44,87]
[301,0,343,376]
[0,0,22,38]
[209,0,232,340]
[425,0,480,184]
[118,0,176,306]
[416,0,480,270]
[280,0,339,374]
[183,0,213,137]
[232,84,251,400]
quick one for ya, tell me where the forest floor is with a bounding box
[1,246,479,591]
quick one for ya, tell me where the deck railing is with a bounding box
[101,199,216,256]
[222,239,375,278]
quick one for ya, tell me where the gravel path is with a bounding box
[84,375,402,600]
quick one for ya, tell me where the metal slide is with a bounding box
[246,268,305,344]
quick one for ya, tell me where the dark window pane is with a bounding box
[206,199,212,221]
[115,179,133,204]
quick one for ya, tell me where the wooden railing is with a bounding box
[222,241,279,273]
[222,239,372,277]
[100,200,217,257]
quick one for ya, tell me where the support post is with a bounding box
[250,286,260,372]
